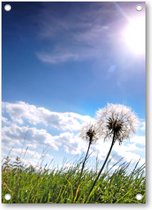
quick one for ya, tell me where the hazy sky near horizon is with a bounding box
[2,2,146,169]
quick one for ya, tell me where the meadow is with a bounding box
[2,104,146,204]
[2,156,145,204]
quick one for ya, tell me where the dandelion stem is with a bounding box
[85,132,116,203]
[73,138,92,202]
[79,139,92,180]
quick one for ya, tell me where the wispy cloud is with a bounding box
[37,52,80,64]
[35,3,122,64]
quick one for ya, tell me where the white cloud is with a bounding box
[2,101,145,169]
[2,124,60,152]
[130,135,145,146]
[90,131,145,166]
[137,120,145,136]
[2,101,92,131]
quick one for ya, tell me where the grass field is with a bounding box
[2,157,146,204]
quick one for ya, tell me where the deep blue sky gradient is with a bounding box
[2,2,145,118]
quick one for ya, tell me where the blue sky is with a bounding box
[2,2,145,169]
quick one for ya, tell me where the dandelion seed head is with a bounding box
[80,122,99,143]
[96,104,139,144]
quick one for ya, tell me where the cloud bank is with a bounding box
[2,101,145,168]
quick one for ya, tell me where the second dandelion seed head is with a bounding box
[80,122,99,144]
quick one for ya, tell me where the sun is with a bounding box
[122,16,145,55]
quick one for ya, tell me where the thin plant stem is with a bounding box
[79,139,92,181]
[85,132,116,203]
[73,138,92,202]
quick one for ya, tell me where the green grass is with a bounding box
[2,157,146,204]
